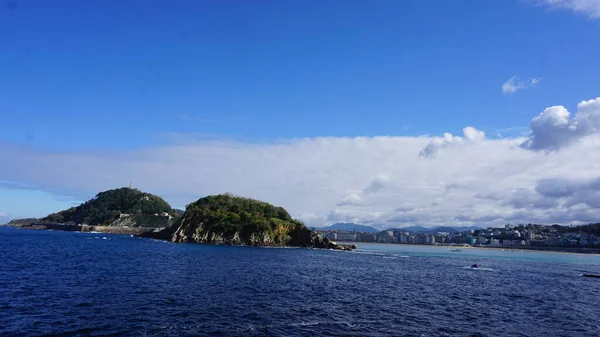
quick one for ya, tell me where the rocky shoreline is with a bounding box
[5,220,356,251]
[4,192,357,251]
[5,222,162,235]
[137,227,356,251]
[134,194,357,251]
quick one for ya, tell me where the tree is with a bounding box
[41,187,177,226]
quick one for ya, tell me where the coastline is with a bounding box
[4,226,597,255]
[4,224,357,251]
[471,245,600,256]
[337,241,600,255]
[5,223,161,235]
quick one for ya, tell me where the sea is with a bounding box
[1,226,600,337]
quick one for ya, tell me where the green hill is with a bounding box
[142,194,353,250]
[43,187,178,227]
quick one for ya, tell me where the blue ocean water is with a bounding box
[1,227,600,337]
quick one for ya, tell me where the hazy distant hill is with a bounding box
[451,226,482,232]
[384,226,481,233]
[314,223,481,233]
[315,223,379,233]
[385,226,430,233]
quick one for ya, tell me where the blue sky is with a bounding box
[2,0,600,227]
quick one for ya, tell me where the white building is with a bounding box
[336,233,357,242]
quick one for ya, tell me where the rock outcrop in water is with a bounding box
[139,194,355,251]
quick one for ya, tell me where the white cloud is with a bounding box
[503,188,559,210]
[0,212,8,217]
[325,209,384,225]
[419,126,485,158]
[2,97,600,229]
[539,0,600,19]
[535,177,600,208]
[520,97,600,150]
[463,126,485,142]
[394,203,416,212]
[337,175,391,206]
[501,76,540,94]
[337,193,363,206]
[363,175,391,194]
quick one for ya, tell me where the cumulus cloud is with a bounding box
[3,96,600,229]
[454,213,505,224]
[535,178,581,197]
[520,97,600,151]
[1,131,600,229]
[504,188,559,210]
[535,177,600,208]
[394,203,415,212]
[463,127,486,142]
[336,193,363,206]
[363,175,391,194]
[501,76,540,94]
[538,0,600,19]
[326,210,383,224]
[474,192,504,201]
[337,175,391,206]
[419,126,486,158]
[506,207,600,224]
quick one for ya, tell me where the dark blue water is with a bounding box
[2,227,600,337]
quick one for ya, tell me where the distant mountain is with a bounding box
[315,223,379,233]
[457,226,483,232]
[384,226,481,233]
[385,226,430,233]
[431,226,461,233]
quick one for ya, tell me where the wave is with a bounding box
[352,251,386,256]
[463,266,494,271]
[392,254,410,258]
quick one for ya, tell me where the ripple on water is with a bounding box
[1,228,600,337]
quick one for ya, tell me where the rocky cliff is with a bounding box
[139,194,354,250]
